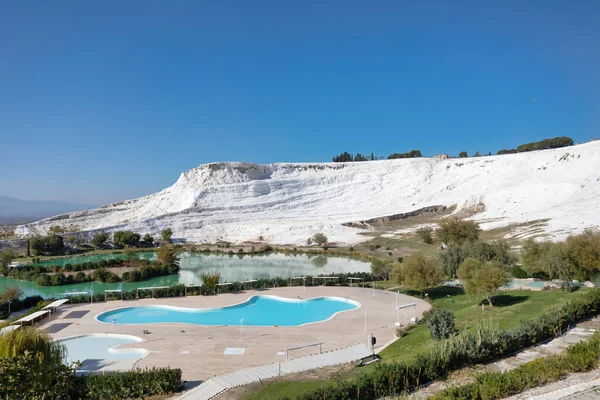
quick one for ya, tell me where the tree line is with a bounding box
[384,217,600,306]
[497,136,573,155]
[331,136,574,163]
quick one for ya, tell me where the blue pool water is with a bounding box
[97,295,359,326]
[59,334,147,364]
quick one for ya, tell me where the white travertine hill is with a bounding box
[14,142,600,245]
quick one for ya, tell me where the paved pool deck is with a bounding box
[40,286,430,382]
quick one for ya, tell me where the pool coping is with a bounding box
[58,332,151,372]
[93,294,362,327]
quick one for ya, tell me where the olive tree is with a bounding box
[312,233,328,247]
[457,258,511,306]
[392,252,444,292]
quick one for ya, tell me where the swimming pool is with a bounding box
[96,295,360,326]
[59,333,148,365]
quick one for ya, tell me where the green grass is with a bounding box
[243,287,588,400]
[244,381,330,400]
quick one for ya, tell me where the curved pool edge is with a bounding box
[94,294,362,327]
[58,333,151,366]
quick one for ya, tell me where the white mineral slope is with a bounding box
[14,141,600,245]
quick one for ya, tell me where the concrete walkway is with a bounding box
[176,344,372,400]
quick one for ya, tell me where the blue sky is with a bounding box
[1,0,598,205]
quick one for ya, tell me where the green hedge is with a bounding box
[295,289,600,400]
[431,333,600,399]
[84,367,182,400]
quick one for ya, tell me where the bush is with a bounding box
[84,367,182,400]
[425,308,455,340]
[416,226,434,244]
[508,266,529,278]
[430,333,600,400]
[458,151,468,158]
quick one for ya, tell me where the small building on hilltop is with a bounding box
[433,154,449,160]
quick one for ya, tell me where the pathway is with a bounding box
[176,344,372,400]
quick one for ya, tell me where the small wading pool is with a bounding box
[59,334,148,365]
[97,295,360,326]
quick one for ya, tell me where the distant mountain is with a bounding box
[0,196,95,225]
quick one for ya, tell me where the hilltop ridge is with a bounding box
[14,141,600,245]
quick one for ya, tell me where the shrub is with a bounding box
[425,308,455,340]
[200,270,222,294]
[508,266,529,278]
[84,367,182,400]
[430,333,600,400]
[458,151,468,158]
[416,226,434,244]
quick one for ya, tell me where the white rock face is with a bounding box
[14,142,600,245]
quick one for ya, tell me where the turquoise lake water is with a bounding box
[0,253,371,298]
[97,295,359,326]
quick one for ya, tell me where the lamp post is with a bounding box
[7,300,11,315]
[364,311,367,332]
[240,318,244,340]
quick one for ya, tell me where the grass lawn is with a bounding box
[243,286,589,400]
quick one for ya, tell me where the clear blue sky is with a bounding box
[1,0,598,205]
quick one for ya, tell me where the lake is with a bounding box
[0,252,371,298]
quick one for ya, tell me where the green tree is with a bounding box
[457,258,511,306]
[0,328,83,399]
[545,242,575,290]
[312,233,328,247]
[161,228,173,242]
[0,285,23,304]
[91,232,109,248]
[459,151,468,158]
[392,253,444,292]
[565,229,600,280]
[66,236,76,246]
[157,246,180,274]
[439,245,466,278]
[371,259,392,280]
[143,233,154,245]
[113,231,141,247]
[416,226,434,244]
[436,218,481,246]
[520,238,551,275]
[0,249,15,276]
[29,235,65,255]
